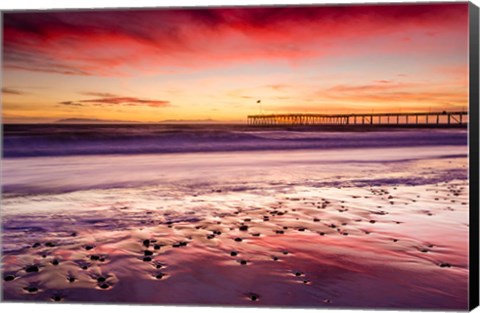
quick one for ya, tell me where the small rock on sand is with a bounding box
[4,275,15,282]
[25,265,39,273]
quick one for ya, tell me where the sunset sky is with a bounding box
[2,2,469,123]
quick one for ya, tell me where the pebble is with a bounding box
[51,295,63,302]
[239,225,249,231]
[24,286,39,293]
[234,237,243,242]
[248,293,260,301]
[230,251,238,257]
[25,265,39,273]
[4,275,15,282]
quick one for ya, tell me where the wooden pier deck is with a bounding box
[247,111,468,127]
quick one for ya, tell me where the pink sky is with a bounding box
[2,3,469,123]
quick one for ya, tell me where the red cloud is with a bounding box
[3,3,468,76]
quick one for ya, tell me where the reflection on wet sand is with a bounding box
[2,148,469,309]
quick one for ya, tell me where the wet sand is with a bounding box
[1,147,469,309]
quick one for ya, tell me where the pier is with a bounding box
[247,111,468,127]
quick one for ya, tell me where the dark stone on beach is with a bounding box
[213,231,222,235]
[32,242,41,248]
[298,228,306,232]
[275,230,284,234]
[144,250,153,256]
[71,232,77,237]
[393,239,398,242]
[25,265,39,273]
[99,257,105,262]
[230,251,238,257]
[248,293,260,301]
[67,276,76,283]
[143,256,152,262]
[369,220,376,224]
[251,233,260,237]
[51,259,59,266]
[97,276,106,283]
[319,232,325,236]
[313,218,320,222]
[282,251,289,255]
[172,241,187,247]
[240,260,248,265]
[155,273,164,279]
[81,265,88,270]
[45,242,56,247]
[343,232,348,236]
[272,256,279,261]
[303,280,310,284]
[239,225,249,231]
[4,275,15,282]
[143,239,150,247]
[99,283,110,289]
[154,244,161,250]
[234,237,243,242]
[420,248,428,253]
[294,271,303,277]
[85,245,94,251]
[24,286,39,293]
[90,255,100,261]
[51,295,63,302]
[439,263,452,268]
[207,234,215,239]
[263,218,269,221]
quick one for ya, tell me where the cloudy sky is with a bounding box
[2,2,469,123]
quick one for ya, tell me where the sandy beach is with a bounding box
[1,134,469,309]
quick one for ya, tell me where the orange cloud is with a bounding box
[59,95,171,108]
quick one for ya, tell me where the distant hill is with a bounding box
[55,118,237,124]
[159,119,220,124]
[55,118,139,124]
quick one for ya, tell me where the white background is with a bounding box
[0,0,479,313]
